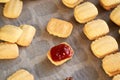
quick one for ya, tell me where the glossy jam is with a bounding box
[50,43,73,61]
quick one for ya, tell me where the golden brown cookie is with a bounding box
[47,18,73,38]
[17,25,36,46]
[100,0,120,10]
[74,2,98,23]
[0,0,9,3]
[7,69,34,80]
[47,42,74,66]
[102,52,120,76]
[3,0,23,18]
[83,19,109,40]
[91,35,118,58]
[0,43,19,59]
[113,74,120,80]
[62,0,83,8]
[0,25,23,43]
[110,5,120,26]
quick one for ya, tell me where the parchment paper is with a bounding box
[0,0,119,80]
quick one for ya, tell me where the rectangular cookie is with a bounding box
[0,0,9,3]
[3,0,23,18]
[110,4,120,26]
[47,18,73,38]
[0,25,23,43]
[7,69,34,80]
[0,43,19,59]
[62,0,83,8]
[17,25,36,46]
[83,19,109,40]
[100,0,120,10]
[74,2,98,23]
[91,35,118,58]
[113,74,120,80]
[102,52,120,76]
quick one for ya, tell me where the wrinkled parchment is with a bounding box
[0,0,119,80]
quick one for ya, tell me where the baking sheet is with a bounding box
[0,0,120,80]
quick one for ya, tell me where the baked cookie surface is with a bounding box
[83,19,109,40]
[62,0,83,8]
[102,52,120,76]
[74,2,98,23]
[7,69,34,80]
[0,25,23,43]
[47,18,73,38]
[0,43,19,59]
[17,25,36,46]
[47,42,74,66]
[100,0,120,10]
[110,4,120,26]
[91,35,118,58]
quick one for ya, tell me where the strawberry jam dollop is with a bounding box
[50,43,73,61]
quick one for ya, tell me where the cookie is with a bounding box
[113,74,120,80]
[102,52,120,76]
[0,0,9,3]
[0,25,23,43]
[47,18,73,38]
[62,0,83,8]
[74,2,98,23]
[3,0,23,18]
[7,69,34,80]
[100,0,120,10]
[17,25,36,46]
[91,35,118,58]
[83,19,109,40]
[47,42,74,66]
[0,43,19,59]
[110,5,120,26]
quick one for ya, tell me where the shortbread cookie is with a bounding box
[74,2,98,23]
[102,52,120,76]
[7,69,34,80]
[47,42,74,66]
[83,19,109,40]
[110,5,120,26]
[47,18,73,38]
[62,0,83,8]
[0,43,19,59]
[113,74,120,80]
[17,25,36,46]
[91,35,118,58]
[0,25,23,43]
[100,0,120,10]
[0,0,9,3]
[3,0,23,18]
[119,29,120,34]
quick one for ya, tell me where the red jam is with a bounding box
[50,43,73,61]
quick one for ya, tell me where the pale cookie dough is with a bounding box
[74,2,98,23]
[0,43,19,59]
[7,69,34,80]
[17,25,36,46]
[83,19,109,40]
[102,52,120,76]
[110,5,120,26]
[3,0,23,18]
[47,18,73,38]
[100,0,120,10]
[91,35,118,58]
[62,0,83,8]
[0,25,23,43]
